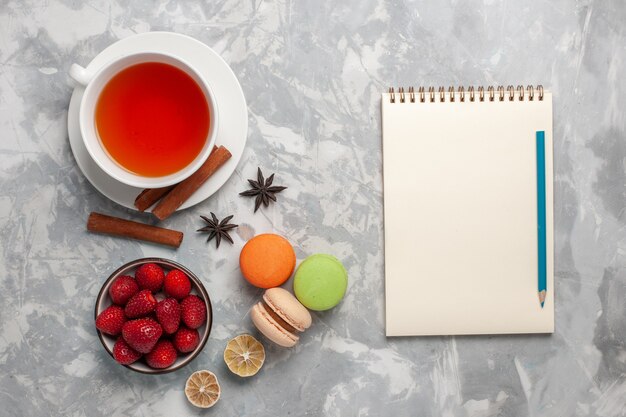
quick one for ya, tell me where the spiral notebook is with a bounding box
[382,85,554,336]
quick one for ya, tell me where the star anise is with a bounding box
[197,213,238,248]
[239,167,287,212]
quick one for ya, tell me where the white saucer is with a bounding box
[68,32,248,211]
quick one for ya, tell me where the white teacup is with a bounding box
[69,52,218,188]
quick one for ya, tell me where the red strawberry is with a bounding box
[155,298,181,334]
[95,305,126,335]
[121,318,162,353]
[125,290,157,318]
[135,263,165,292]
[163,269,192,300]
[145,340,178,369]
[173,327,200,353]
[112,337,142,365]
[109,275,139,305]
[180,295,207,329]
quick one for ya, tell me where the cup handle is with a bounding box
[69,63,93,86]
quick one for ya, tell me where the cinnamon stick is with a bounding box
[87,212,183,248]
[134,186,176,211]
[133,146,219,211]
[152,145,232,221]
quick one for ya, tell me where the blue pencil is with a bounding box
[536,131,547,308]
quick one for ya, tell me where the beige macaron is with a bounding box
[250,287,312,347]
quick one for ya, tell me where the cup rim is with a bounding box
[78,51,219,189]
[94,257,213,375]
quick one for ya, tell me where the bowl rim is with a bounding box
[94,257,213,375]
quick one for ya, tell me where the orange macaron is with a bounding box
[239,234,296,288]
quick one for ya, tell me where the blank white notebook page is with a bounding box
[382,91,554,336]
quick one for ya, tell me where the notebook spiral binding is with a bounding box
[388,85,544,103]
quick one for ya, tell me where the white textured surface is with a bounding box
[0,1,625,416]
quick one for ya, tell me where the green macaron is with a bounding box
[293,254,347,311]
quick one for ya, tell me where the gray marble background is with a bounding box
[1,0,625,416]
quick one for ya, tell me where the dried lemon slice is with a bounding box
[185,370,220,408]
[224,334,265,377]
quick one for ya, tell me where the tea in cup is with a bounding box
[70,52,219,188]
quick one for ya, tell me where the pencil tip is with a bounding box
[538,290,546,308]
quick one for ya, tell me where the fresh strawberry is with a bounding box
[173,327,200,353]
[180,295,207,329]
[135,263,165,292]
[113,337,142,365]
[155,298,181,334]
[121,318,162,353]
[125,290,157,318]
[109,275,139,305]
[145,340,178,369]
[95,305,126,335]
[163,269,192,300]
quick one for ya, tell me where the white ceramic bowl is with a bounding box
[95,258,212,374]
[70,52,219,188]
